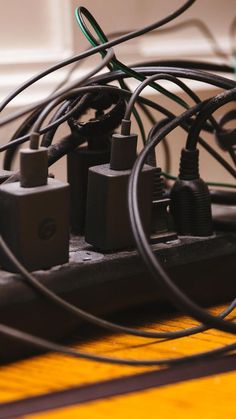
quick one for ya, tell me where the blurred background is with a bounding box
[0,0,235,183]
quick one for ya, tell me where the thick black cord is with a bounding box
[148,115,236,179]
[138,106,171,172]
[128,107,236,335]
[0,1,196,118]
[90,66,236,91]
[186,88,236,150]
[1,320,236,367]
[1,85,234,180]
[123,72,219,134]
[0,86,174,152]
[133,60,234,73]
[29,49,115,149]
[41,100,71,148]
[1,86,234,181]
[1,65,235,129]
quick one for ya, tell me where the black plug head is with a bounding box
[20,147,48,188]
[170,148,213,237]
[110,132,137,171]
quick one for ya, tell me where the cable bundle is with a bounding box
[0,0,236,367]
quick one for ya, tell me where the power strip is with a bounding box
[0,224,235,363]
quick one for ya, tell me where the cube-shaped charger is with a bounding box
[85,163,155,251]
[0,178,70,272]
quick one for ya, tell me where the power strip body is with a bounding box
[0,230,235,363]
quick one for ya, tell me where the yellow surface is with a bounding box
[29,369,236,419]
[0,306,235,418]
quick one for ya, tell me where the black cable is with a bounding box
[41,100,71,148]
[0,86,174,153]
[138,105,171,172]
[1,64,235,129]
[133,60,234,73]
[186,88,236,150]
[90,66,236,91]
[214,109,236,168]
[47,98,126,166]
[0,49,115,130]
[122,72,219,135]
[3,55,92,170]
[41,92,96,148]
[3,107,43,170]
[0,0,235,364]
[0,1,196,118]
[210,190,236,205]
[147,118,171,168]
[148,116,236,180]
[1,85,234,181]
[128,106,236,335]
[229,148,236,167]
[3,102,72,171]
[89,69,236,177]
[1,318,236,367]
[124,73,200,122]
[28,50,114,149]
[1,106,235,340]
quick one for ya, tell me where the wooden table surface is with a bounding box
[0,305,235,418]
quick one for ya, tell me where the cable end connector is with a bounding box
[121,119,131,136]
[179,148,199,180]
[170,148,213,237]
[110,132,137,171]
[20,147,48,188]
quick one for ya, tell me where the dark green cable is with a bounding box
[76,8,190,110]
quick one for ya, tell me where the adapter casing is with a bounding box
[0,178,70,272]
[85,163,155,251]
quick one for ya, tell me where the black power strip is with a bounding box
[0,223,235,363]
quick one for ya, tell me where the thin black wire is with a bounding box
[0,0,196,118]
[41,100,71,148]
[3,107,43,170]
[186,88,236,150]
[128,99,236,336]
[1,84,234,180]
[1,65,235,129]
[29,49,115,149]
[123,73,219,136]
[0,0,235,365]
[1,319,236,367]
[90,66,236,91]
[0,86,173,153]
[121,70,236,179]
[132,60,234,73]
[124,73,200,122]
[3,56,88,170]
[137,104,171,172]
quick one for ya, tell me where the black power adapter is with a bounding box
[0,147,70,272]
[85,132,155,251]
